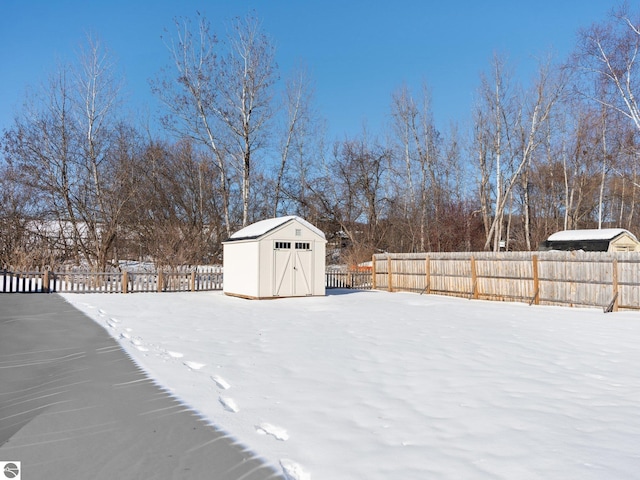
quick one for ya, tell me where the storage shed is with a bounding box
[223,216,327,299]
[539,228,640,252]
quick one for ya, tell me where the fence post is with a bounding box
[371,256,377,290]
[613,258,619,312]
[425,256,431,294]
[157,270,163,293]
[122,271,129,294]
[532,255,540,305]
[470,256,479,299]
[191,271,196,292]
[43,269,50,293]
[387,255,393,292]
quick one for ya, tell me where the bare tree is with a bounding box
[74,35,130,269]
[2,35,133,270]
[273,64,314,217]
[153,15,232,237]
[390,82,442,251]
[218,14,277,227]
[0,160,45,267]
[574,5,640,132]
[310,135,390,263]
[473,55,515,250]
[127,139,222,267]
[390,84,418,208]
[155,13,277,232]
[475,55,566,251]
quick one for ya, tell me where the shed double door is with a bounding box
[273,241,313,296]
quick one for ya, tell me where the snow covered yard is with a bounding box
[61,289,640,480]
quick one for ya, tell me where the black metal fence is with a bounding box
[1,270,46,293]
[0,267,224,294]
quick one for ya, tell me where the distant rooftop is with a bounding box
[547,228,637,242]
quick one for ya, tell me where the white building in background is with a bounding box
[222,216,327,299]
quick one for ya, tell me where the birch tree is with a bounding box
[74,35,130,270]
[273,65,314,217]
[575,5,640,132]
[390,82,442,251]
[474,55,515,251]
[155,13,277,231]
[218,14,277,227]
[518,59,568,249]
[475,55,565,251]
[153,15,232,237]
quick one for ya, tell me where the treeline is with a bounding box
[2,7,640,270]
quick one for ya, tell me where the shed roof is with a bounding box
[547,228,637,242]
[227,215,326,242]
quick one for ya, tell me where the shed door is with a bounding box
[293,242,313,296]
[273,241,313,296]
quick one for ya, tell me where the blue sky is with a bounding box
[0,0,620,142]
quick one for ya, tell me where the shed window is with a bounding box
[295,242,310,250]
[275,241,291,249]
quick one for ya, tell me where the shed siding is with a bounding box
[609,234,640,252]
[223,240,260,297]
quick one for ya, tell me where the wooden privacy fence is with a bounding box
[372,251,640,311]
[0,266,223,294]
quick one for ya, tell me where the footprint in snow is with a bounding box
[119,336,146,352]
[211,375,230,390]
[183,361,206,370]
[98,309,107,316]
[256,423,289,441]
[106,320,118,329]
[167,351,184,358]
[110,317,121,323]
[219,396,239,413]
[280,459,309,480]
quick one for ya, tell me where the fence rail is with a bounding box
[372,251,640,311]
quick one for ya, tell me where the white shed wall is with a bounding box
[312,239,326,296]
[223,240,260,297]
